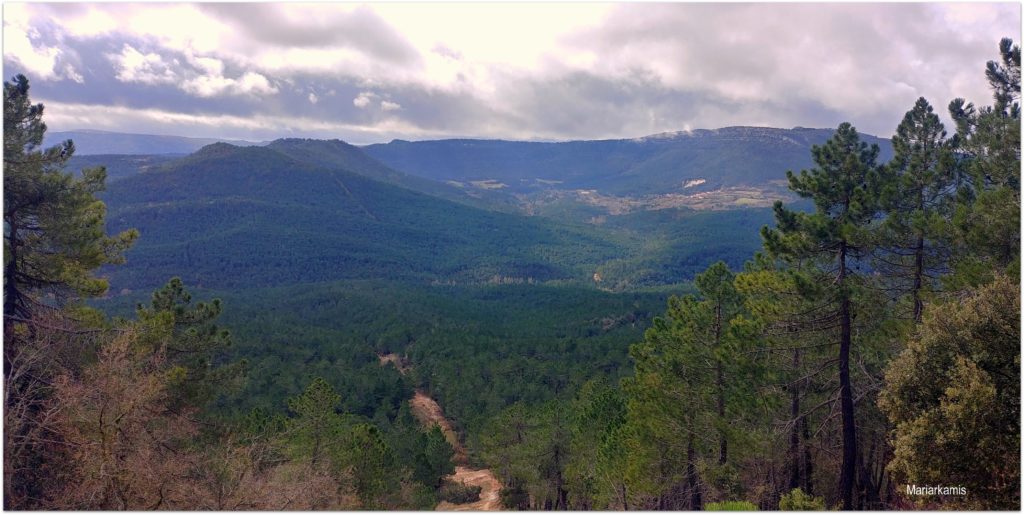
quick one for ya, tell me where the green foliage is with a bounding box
[3,74,137,319]
[876,96,958,321]
[413,426,455,488]
[500,484,531,510]
[617,261,760,508]
[705,500,758,511]
[135,278,240,407]
[778,488,826,510]
[286,377,343,466]
[945,38,1021,289]
[878,276,1020,509]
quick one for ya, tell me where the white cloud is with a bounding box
[37,98,448,143]
[181,70,278,98]
[308,92,318,104]
[109,44,176,85]
[353,91,376,108]
[62,64,84,84]
[380,100,401,111]
[2,4,76,82]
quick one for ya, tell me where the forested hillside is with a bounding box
[363,127,894,196]
[3,37,1019,512]
[99,141,622,290]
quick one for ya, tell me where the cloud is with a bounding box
[35,98,448,144]
[3,3,1019,142]
[108,44,277,98]
[198,4,419,63]
[353,91,376,108]
[3,4,84,83]
[109,44,177,85]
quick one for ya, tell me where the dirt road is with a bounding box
[407,391,501,510]
[379,355,502,510]
[409,390,468,464]
[436,466,502,511]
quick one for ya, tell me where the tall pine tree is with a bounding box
[761,123,882,510]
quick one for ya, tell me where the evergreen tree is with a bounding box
[760,123,882,509]
[946,38,1021,287]
[414,425,455,488]
[621,261,755,509]
[287,377,342,466]
[135,278,240,407]
[876,97,957,322]
[3,74,136,323]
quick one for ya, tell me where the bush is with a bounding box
[499,484,531,510]
[439,480,482,504]
[778,488,826,511]
[705,500,758,511]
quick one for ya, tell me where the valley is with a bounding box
[5,10,1017,511]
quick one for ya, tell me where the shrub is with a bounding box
[779,488,826,511]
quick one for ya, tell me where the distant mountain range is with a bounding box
[46,129,265,155]
[363,126,893,196]
[58,126,892,201]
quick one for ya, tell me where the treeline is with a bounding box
[2,76,462,509]
[468,38,1020,510]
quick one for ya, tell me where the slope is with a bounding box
[363,126,893,196]
[264,138,520,211]
[100,142,624,292]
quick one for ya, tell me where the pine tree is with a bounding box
[946,38,1021,286]
[135,278,239,407]
[760,123,882,510]
[876,97,957,322]
[622,261,755,509]
[287,377,342,466]
[3,74,136,323]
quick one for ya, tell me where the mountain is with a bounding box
[100,142,623,292]
[264,138,520,211]
[65,154,182,182]
[363,126,893,196]
[45,129,264,155]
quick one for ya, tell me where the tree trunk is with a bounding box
[4,218,19,322]
[717,360,727,465]
[715,302,727,465]
[802,412,814,495]
[912,233,925,323]
[788,349,801,490]
[838,241,857,511]
[687,437,702,510]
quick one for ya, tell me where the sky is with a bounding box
[3,2,1020,144]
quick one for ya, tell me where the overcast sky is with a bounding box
[3,2,1019,144]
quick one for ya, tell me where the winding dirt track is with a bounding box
[435,466,502,511]
[379,354,502,511]
[409,391,468,464]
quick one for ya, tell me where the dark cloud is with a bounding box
[198,4,420,64]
